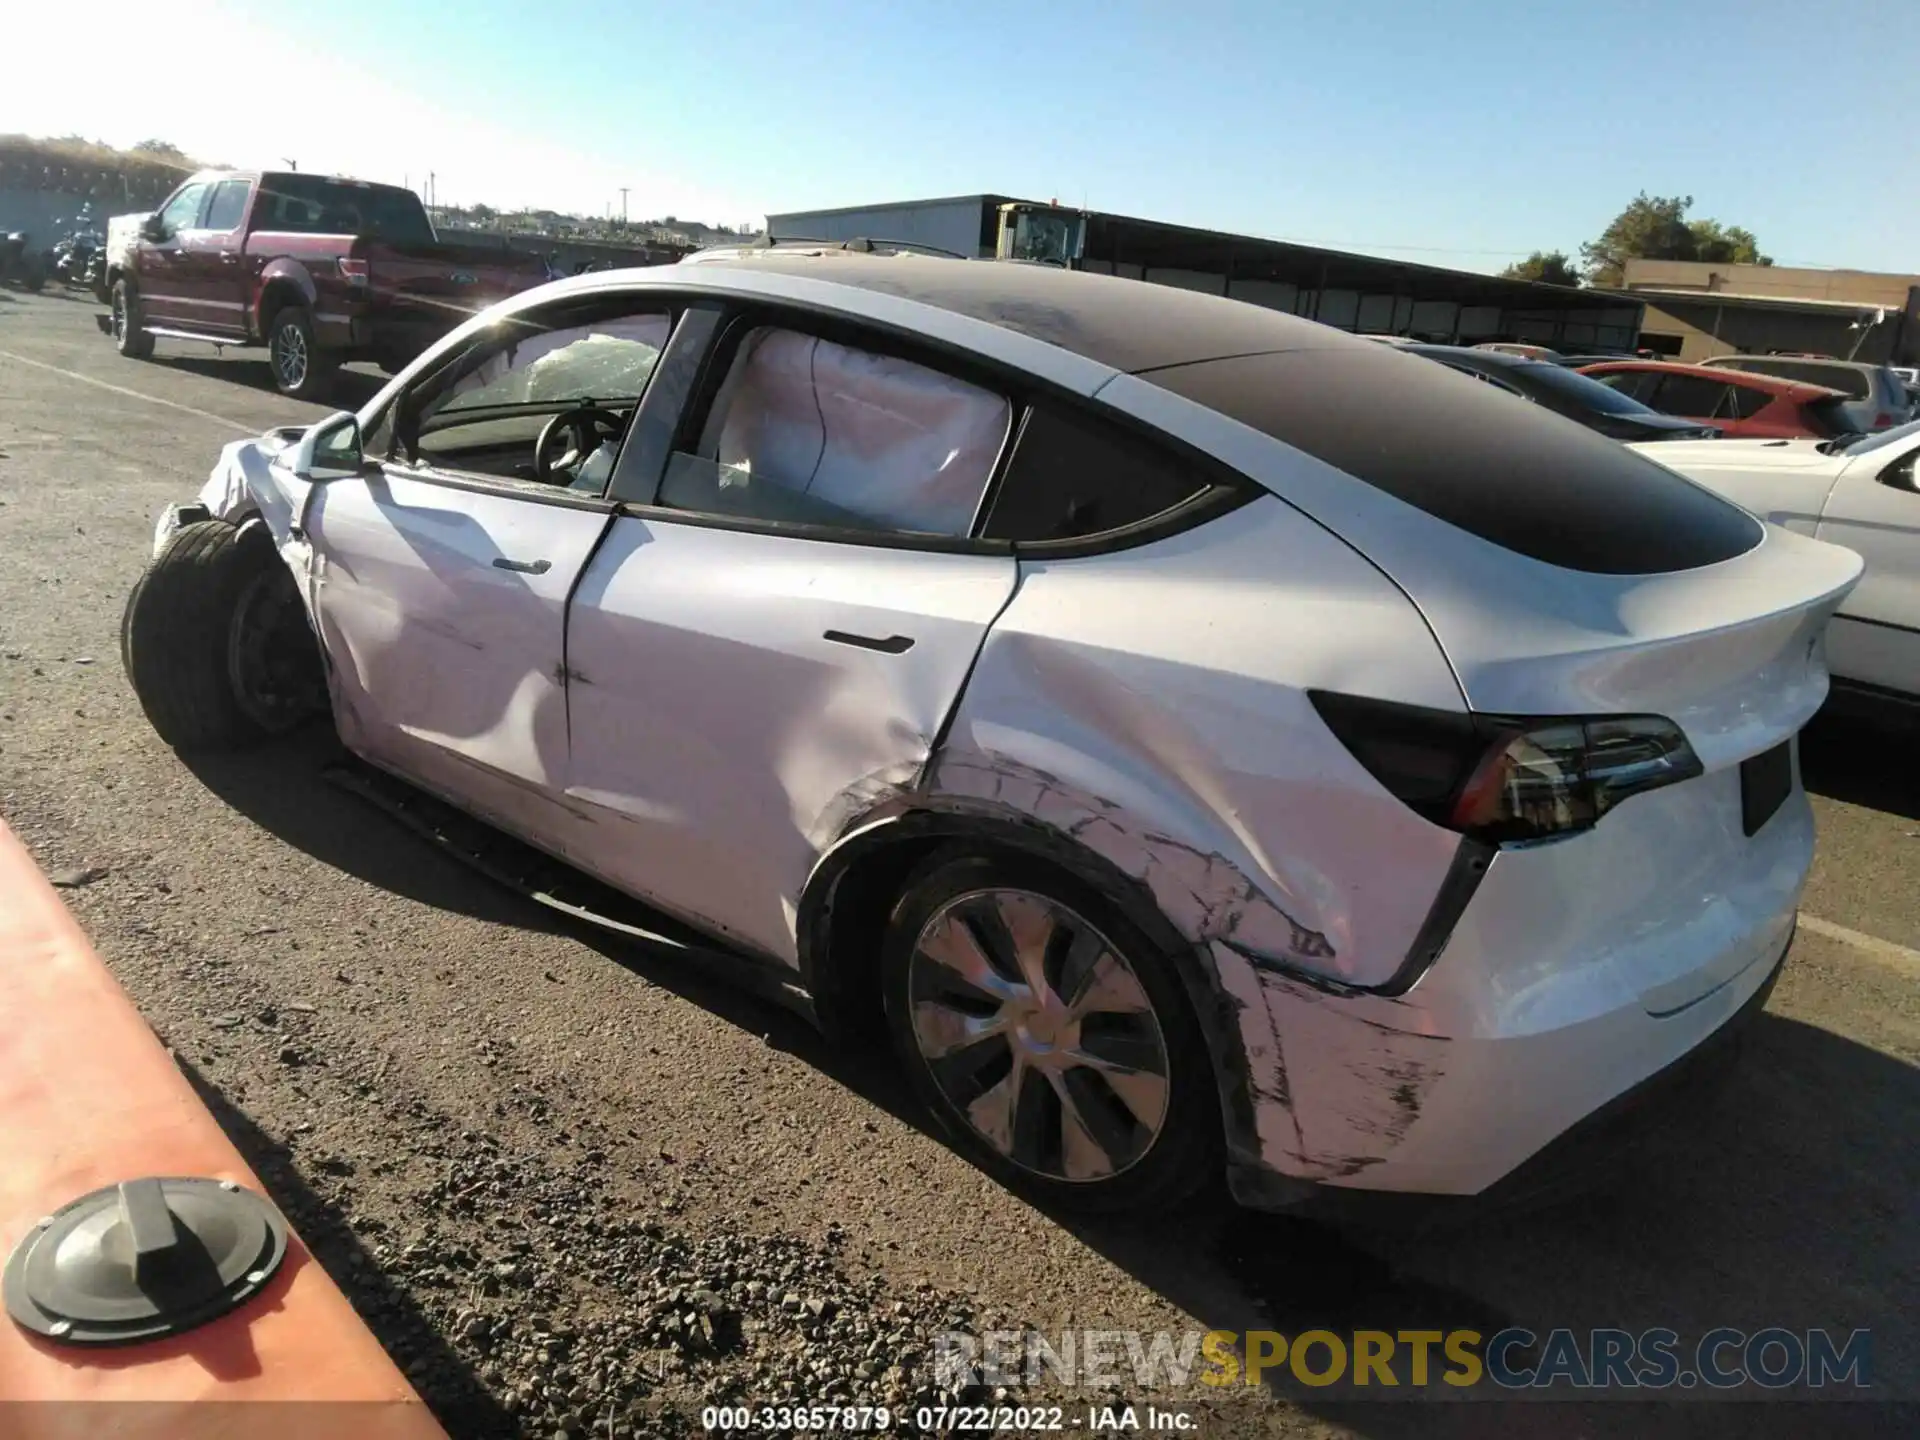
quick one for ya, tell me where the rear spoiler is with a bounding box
[1803,391,1860,437]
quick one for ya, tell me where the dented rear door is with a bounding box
[561,519,1017,965]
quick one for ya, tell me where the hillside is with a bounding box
[0,135,196,210]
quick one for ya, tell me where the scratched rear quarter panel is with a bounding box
[933,492,1466,989]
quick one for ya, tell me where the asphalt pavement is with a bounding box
[1,286,1914,1438]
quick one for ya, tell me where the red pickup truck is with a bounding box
[100,169,551,399]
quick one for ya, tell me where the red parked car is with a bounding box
[1578,360,1852,439]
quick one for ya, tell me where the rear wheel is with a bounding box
[265,304,338,400]
[121,520,326,752]
[111,277,153,358]
[881,850,1220,1213]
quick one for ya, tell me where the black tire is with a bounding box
[263,304,338,401]
[880,848,1221,1214]
[121,520,324,752]
[112,277,153,358]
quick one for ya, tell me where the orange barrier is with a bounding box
[0,818,448,1439]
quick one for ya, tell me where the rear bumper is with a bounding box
[1223,758,1813,1209]
[1250,924,1788,1225]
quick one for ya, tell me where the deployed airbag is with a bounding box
[705,327,1010,536]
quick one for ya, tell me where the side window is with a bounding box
[657,326,1011,537]
[202,180,250,233]
[981,405,1210,542]
[1723,383,1776,421]
[1596,370,1654,401]
[373,305,673,492]
[155,183,210,238]
[1649,374,1725,416]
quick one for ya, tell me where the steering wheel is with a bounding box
[534,404,625,481]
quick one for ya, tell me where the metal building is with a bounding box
[766,194,1645,350]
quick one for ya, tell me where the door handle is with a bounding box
[492,557,552,574]
[823,630,915,654]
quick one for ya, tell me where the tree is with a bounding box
[1500,250,1581,287]
[1580,192,1772,286]
[1688,219,1768,267]
[131,139,186,160]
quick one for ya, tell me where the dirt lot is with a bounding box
[2,286,1916,1438]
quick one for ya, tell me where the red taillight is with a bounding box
[336,257,370,285]
[1309,692,1704,845]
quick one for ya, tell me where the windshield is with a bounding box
[1511,361,1660,416]
[1826,417,1920,456]
[439,314,671,414]
[254,174,436,245]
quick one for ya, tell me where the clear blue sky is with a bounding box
[13,0,1918,275]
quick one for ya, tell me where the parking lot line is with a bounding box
[1799,912,1920,974]
[0,348,258,435]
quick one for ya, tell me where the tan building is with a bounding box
[1614,259,1920,365]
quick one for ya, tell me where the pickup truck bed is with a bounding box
[101,169,550,399]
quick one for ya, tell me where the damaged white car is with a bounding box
[122,256,1862,1216]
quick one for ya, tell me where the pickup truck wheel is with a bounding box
[121,520,326,752]
[265,305,338,400]
[111,278,153,358]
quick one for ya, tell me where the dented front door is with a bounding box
[303,469,611,842]
[562,518,1018,965]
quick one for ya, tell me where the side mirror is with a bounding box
[289,411,364,481]
[139,214,166,243]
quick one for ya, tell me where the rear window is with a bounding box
[1508,361,1658,416]
[1144,349,1762,575]
[1712,357,1871,399]
[254,175,435,246]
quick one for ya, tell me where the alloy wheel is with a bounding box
[907,888,1171,1183]
[272,322,308,392]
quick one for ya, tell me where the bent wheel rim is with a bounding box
[908,888,1171,1184]
[227,567,321,732]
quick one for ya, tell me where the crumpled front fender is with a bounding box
[192,432,309,543]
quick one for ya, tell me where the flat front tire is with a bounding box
[121,520,324,752]
[881,849,1221,1214]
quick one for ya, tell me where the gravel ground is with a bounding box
[2,289,1918,1438]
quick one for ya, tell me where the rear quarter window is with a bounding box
[981,405,1212,542]
[1143,348,1762,575]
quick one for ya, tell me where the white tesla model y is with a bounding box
[122,256,1862,1215]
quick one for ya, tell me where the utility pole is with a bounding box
[619,188,629,227]
[428,171,436,219]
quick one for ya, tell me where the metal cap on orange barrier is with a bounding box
[6,1176,288,1345]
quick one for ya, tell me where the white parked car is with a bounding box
[121,257,1860,1215]
[1631,423,1920,709]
